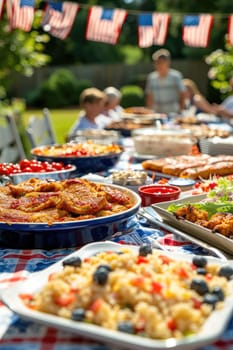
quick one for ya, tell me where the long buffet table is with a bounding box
[0,137,233,350]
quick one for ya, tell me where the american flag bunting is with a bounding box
[7,0,35,32]
[182,14,213,48]
[86,6,127,44]
[228,15,233,46]
[138,13,170,48]
[42,1,79,40]
[0,0,5,18]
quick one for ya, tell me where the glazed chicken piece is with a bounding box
[10,192,61,212]
[9,178,63,197]
[59,191,107,215]
[207,213,233,237]
[174,205,209,223]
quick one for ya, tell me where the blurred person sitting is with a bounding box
[103,86,123,121]
[68,88,109,139]
[214,77,233,120]
[183,78,217,115]
[145,49,186,114]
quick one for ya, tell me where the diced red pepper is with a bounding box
[130,276,145,287]
[135,317,146,332]
[177,267,189,279]
[158,255,171,265]
[205,273,213,281]
[190,263,197,270]
[167,318,176,331]
[192,297,202,309]
[54,292,76,306]
[150,280,163,294]
[136,256,149,264]
[89,298,103,313]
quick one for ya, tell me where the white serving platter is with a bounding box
[152,194,233,255]
[2,241,233,350]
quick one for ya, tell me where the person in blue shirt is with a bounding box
[145,49,186,114]
[68,88,109,139]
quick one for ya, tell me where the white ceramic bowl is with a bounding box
[132,128,194,156]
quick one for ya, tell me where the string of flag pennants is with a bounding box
[1,0,233,48]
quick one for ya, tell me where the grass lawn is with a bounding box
[22,108,79,156]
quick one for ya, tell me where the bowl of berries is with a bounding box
[0,159,76,184]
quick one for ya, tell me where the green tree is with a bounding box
[206,42,233,101]
[0,10,50,98]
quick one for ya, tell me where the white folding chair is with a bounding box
[0,114,25,163]
[26,108,57,148]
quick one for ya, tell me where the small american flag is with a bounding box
[42,1,79,40]
[138,13,170,48]
[7,0,35,32]
[228,15,233,46]
[0,0,5,18]
[182,14,213,48]
[86,6,127,44]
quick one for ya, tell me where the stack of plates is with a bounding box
[199,136,233,155]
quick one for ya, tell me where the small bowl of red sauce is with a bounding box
[138,184,181,207]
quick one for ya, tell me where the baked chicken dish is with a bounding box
[0,178,134,224]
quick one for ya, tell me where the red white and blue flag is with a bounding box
[138,13,170,48]
[0,0,5,18]
[7,0,35,32]
[42,1,79,40]
[86,6,127,44]
[228,15,233,46]
[182,14,213,48]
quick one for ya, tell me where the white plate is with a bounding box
[152,194,233,255]
[2,241,233,350]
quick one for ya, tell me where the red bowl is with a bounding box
[138,184,181,207]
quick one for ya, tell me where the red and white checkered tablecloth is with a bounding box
[0,142,233,349]
[1,221,233,350]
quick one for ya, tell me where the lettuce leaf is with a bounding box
[167,201,233,218]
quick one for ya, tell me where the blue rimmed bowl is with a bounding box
[31,144,124,175]
[0,183,141,249]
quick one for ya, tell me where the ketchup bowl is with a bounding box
[138,184,181,206]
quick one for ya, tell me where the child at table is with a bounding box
[67,88,109,140]
[103,86,123,121]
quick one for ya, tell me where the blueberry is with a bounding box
[97,264,112,272]
[117,321,134,334]
[218,265,233,280]
[212,286,225,301]
[196,268,207,275]
[190,278,209,295]
[71,308,86,321]
[139,243,152,257]
[93,267,109,285]
[62,256,82,267]
[203,293,219,307]
[192,256,207,268]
